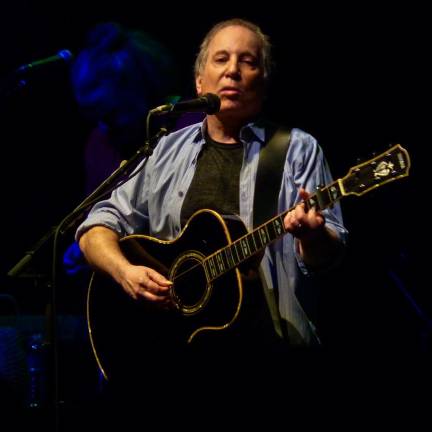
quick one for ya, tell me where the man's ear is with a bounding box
[195,75,202,95]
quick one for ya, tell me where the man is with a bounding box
[76,18,347,354]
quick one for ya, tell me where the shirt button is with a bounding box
[178,191,184,197]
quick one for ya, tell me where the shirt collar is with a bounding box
[196,117,266,144]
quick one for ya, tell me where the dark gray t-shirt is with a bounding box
[181,134,243,226]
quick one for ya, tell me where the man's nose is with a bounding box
[225,59,240,78]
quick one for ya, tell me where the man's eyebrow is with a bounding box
[212,49,258,57]
[212,49,229,56]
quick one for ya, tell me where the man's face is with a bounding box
[196,25,265,121]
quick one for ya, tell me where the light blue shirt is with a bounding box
[76,120,348,345]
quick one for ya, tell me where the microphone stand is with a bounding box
[0,72,26,99]
[7,128,161,279]
[7,126,167,430]
[58,127,167,235]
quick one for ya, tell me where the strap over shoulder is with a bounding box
[253,124,291,228]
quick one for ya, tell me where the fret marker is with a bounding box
[241,239,250,256]
[330,186,338,200]
[274,219,283,235]
[259,228,268,243]
[208,258,216,277]
[225,248,234,268]
[216,254,225,272]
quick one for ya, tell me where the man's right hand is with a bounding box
[79,226,173,308]
[118,264,173,307]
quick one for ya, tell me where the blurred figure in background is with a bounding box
[64,22,179,276]
[71,21,178,194]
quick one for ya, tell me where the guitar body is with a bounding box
[87,209,248,379]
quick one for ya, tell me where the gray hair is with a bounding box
[194,18,272,81]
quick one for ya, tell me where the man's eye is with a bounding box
[242,59,257,67]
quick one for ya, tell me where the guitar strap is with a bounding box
[253,124,291,227]
[253,124,292,342]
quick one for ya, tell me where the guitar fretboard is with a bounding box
[202,143,411,281]
[203,179,343,281]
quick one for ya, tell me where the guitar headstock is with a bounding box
[341,144,411,196]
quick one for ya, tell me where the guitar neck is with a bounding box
[203,143,411,281]
[203,180,343,281]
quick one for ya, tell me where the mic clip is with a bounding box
[149,104,174,116]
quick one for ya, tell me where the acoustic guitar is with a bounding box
[86,144,411,379]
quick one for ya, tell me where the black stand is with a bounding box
[7,126,166,277]
[1,75,24,99]
[58,127,167,234]
[7,127,167,430]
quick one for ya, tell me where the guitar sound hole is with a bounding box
[172,258,208,308]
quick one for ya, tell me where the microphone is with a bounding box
[150,93,221,116]
[16,49,74,74]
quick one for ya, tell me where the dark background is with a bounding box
[0,0,429,380]
[0,1,429,425]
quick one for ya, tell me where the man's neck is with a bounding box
[206,114,247,144]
